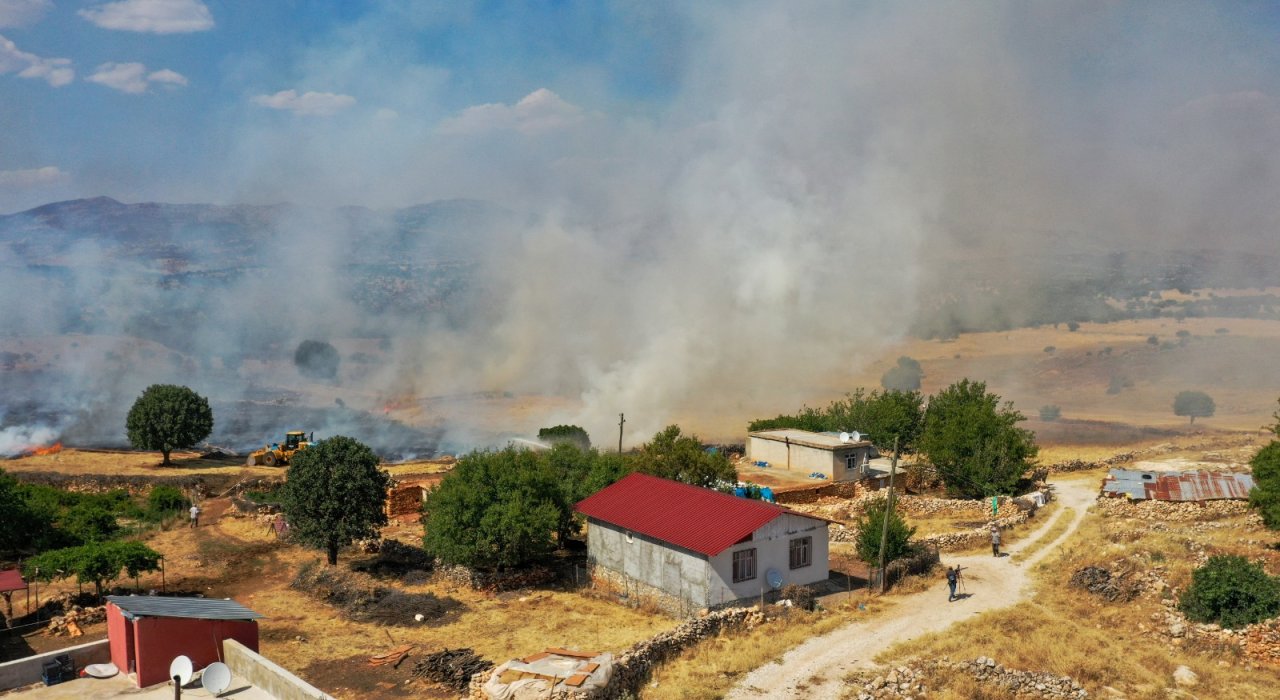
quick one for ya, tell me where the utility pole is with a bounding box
[617,413,626,454]
[877,436,900,593]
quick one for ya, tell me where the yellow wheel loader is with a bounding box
[246,431,313,467]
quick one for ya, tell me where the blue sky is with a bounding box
[0,0,690,211]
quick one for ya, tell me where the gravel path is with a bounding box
[725,479,1097,700]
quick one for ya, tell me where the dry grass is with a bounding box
[644,598,895,700]
[875,492,1280,699]
[1010,507,1075,563]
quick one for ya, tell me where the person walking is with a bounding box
[946,565,960,601]
[990,523,1001,557]
[189,503,200,529]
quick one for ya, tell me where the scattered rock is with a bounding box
[1172,665,1199,687]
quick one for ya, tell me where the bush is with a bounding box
[1067,321,1080,332]
[1039,405,1062,421]
[854,498,916,566]
[146,485,189,518]
[294,339,341,380]
[1178,555,1280,629]
[779,583,816,611]
[1043,346,1056,354]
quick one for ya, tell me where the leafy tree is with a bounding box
[294,339,340,380]
[280,436,390,565]
[23,541,161,599]
[1173,390,1216,424]
[1249,441,1280,530]
[854,499,916,566]
[1067,321,1080,332]
[538,425,591,450]
[1179,555,1280,629]
[59,504,119,544]
[146,485,190,519]
[0,469,52,559]
[125,384,214,466]
[632,425,735,488]
[423,447,561,570]
[881,356,924,392]
[918,379,1039,499]
[750,389,925,453]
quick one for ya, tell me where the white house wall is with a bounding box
[707,513,830,605]
[586,519,710,606]
[747,437,870,481]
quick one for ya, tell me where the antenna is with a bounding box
[766,568,783,590]
[201,662,232,696]
[169,655,193,686]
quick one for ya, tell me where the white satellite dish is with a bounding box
[201,662,232,696]
[851,431,862,442]
[766,568,783,590]
[84,662,118,678]
[169,655,193,686]
[838,432,851,443]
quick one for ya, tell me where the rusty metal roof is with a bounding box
[106,595,263,621]
[576,473,828,557]
[0,568,27,593]
[1101,469,1255,501]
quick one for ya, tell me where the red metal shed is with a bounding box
[105,595,262,688]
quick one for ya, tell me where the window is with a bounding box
[790,536,812,569]
[732,548,757,583]
[845,453,858,471]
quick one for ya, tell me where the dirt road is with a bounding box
[726,479,1097,699]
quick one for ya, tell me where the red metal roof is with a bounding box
[575,473,822,557]
[0,568,27,593]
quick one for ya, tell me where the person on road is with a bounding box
[946,565,960,601]
[990,523,1001,557]
[189,503,200,528]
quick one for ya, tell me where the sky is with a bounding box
[4,1,1280,447]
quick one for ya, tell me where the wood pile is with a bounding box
[386,484,424,518]
[368,644,413,668]
[45,605,105,636]
[413,648,493,691]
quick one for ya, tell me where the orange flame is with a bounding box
[30,442,62,456]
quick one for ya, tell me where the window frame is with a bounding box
[789,536,813,570]
[732,547,757,583]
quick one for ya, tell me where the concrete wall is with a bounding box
[586,519,710,607]
[747,437,871,481]
[707,513,829,604]
[0,638,110,691]
[106,602,133,674]
[223,638,334,700]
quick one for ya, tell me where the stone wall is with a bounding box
[847,657,1088,699]
[586,564,693,618]
[772,479,874,505]
[1095,497,1252,521]
[434,562,558,592]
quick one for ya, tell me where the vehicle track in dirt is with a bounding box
[726,478,1097,700]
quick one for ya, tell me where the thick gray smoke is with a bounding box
[3,1,1279,453]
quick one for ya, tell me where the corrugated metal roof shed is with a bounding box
[106,595,263,621]
[575,473,828,557]
[0,568,26,593]
[1101,469,1255,501]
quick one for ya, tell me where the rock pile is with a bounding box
[1095,497,1253,522]
[416,648,493,692]
[849,658,1087,699]
[1069,566,1143,603]
[45,605,105,636]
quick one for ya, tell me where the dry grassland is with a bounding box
[874,479,1280,699]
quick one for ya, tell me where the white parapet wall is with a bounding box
[222,638,334,700]
[0,638,110,691]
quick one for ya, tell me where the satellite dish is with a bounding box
[201,662,232,696]
[838,432,851,443]
[84,662,119,678]
[851,431,862,442]
[169,655,193,686]
[766,568,783,590]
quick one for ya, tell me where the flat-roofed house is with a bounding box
[747,428,876,481]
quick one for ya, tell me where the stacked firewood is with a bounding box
[412,648,494,691]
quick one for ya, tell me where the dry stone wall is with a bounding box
[848,658,1088,699]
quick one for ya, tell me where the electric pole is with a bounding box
[617,413,626,454]
[877,436,900,593]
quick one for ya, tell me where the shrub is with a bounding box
[779,583,816,611]
[1147,335,1159,346]
[294,339,340,380]
[855,498,916,566]
[1067,321,1080,332]
[1039,405,1062,421]
[146,485,189,517]
[1178,555,1280,629]
[1043,346,1056,354]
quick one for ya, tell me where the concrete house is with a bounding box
[576,473,831,613]
[747,428,876,481]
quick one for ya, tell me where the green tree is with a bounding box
[918,379,1039,499]
[0,469,51,559]
[423,447,561,570]
[146,485,190,519]
[881,356,924,392]
[1173,390,1216,424]
[1179,555,1280,629]
[632,425,735,488]
[280,436,390,565]
[59,504,119,544]
[294,339,340,380]
[854,499,916,566]
[125,384,214,466]
[538,425,591,450]
[1249,441,1280,530]
[23,541,161,599]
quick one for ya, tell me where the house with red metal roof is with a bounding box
[575,473,831,614]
